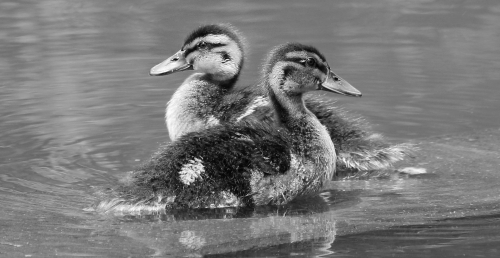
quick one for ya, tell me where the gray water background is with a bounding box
[1,0,500,257]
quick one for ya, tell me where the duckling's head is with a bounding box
[150,24,246,82]
[263,42,362,97]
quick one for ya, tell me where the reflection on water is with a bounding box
[109,204,337,257]
[1,0,500,257]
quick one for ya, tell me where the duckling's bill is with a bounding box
[150,50,193,76]
[320,72,362,97]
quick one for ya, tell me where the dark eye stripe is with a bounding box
[285,57,306,65]
[211,43,225,47]
[285,57,329,74]
[183,42,226,58]
[184,47,195,57]
[317,63,328,74]
[220,51,231,61]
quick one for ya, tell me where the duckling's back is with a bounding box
[126,122,293,209]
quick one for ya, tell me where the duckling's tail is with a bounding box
[96,196,168,215]
[94,171,174,215]
[336,140,416,172]
[303,95,416,172]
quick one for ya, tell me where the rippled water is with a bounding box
[1,0,500,257]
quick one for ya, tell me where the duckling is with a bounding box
[99,43,361,212]
[150,24,247,141]
[150,24,413,172]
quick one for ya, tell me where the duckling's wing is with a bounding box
[304,95,415,172]
[215,86,260,122]
[214,85,273,124]
[244,125,291,175]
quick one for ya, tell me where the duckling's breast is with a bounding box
[166,74,227,140]
[248,154,320,205]
[248,117,336,205]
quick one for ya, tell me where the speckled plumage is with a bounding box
[105,123,293,210]
[98,43,344,213]
[153,24,414,173]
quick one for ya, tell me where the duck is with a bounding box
[150,24,414,172]
[98,43,361,213]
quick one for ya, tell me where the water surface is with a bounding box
[1,0,500,257]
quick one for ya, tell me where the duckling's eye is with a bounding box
[198,41,208,49]
[306,58,316,67]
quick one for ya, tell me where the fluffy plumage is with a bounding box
[151,24,414,172]
[98,43,355,213]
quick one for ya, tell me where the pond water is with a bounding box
[1,0,500,257]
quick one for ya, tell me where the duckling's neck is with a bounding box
[195,58,243,87]
[202,73,240,90]
[166,72,240,141]
[268,89,310,126]
[268,87,337,180]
